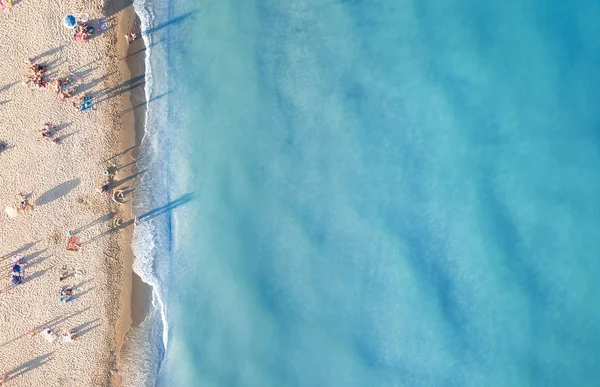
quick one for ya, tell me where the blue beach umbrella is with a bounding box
[63,14,77,29]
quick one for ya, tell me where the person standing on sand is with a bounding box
[0,372,6,385]
[125,32,138,44]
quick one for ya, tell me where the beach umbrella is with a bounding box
[63,14,77,29]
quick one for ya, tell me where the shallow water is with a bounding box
[129,0,600,386]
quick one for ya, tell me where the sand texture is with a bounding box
[0,0,133,385]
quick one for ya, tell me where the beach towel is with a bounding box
[80,96,93,111]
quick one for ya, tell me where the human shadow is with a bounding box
[57,130,80,144]
[78,73,114,95]
[105,145,137,162]
[142,12,196,37]
[112,169,145,189]
[36,178,81,206]
[74,212,117,234]
[30,45,65,63]
[54,122,73,133]
[72,286,95,301]
[102,0,133,18]
[24,267,52,284]
[76,319,101,337]
[44,58,67,77]
[84,219,135,244]
[71,279,93,292]
[120,90,170,115]
[0,100,10,106]
[116,160,137,171]
[136,192,194,223]
[36,308,90,331]
[87,17,115,40]
[121,37,163,61]
[73,66,98,79]
[1,241,39,261]
[6,353,53,381]
[94,75,145,104]
[20,249,49,271]
[0,81,19,94]
[71,59,101,75]
[0,308,90,348]
[25,255,49,272]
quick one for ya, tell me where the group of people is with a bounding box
[28,326,79,342]
[74,21,94,41]
[24,61,47,89]
[54,74,81,100]
[24,60,92,111]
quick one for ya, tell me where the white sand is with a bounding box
[0,0,131,385]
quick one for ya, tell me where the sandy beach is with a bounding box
[0,0,140,385]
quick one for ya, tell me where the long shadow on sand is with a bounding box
[30,45,65,63]
[102,0,132,18]
[0,308,90,348]
[105,145,137,162]
[119,90,171,115]
[84,193,194,243]
[36,178,81,206]
[23,267,52,285]
[0,241,40,261]
[76,319,101,338]
[74,212,117,234]
[93,75,145,105]
[6,353,53,381]
[112,169,145,189]
[0,81,19,94]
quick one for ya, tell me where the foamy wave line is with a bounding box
[130,0,171,378]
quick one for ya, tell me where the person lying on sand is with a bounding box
[41,123,59,143]
[62,328,78,342]
[58,288,74,304]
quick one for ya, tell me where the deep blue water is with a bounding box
[129,0,600,386]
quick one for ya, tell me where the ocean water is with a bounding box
[127,0,600,386]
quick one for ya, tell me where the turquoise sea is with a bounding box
[126,0,600,386]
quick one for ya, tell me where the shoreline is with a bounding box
[110,0,154,385]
